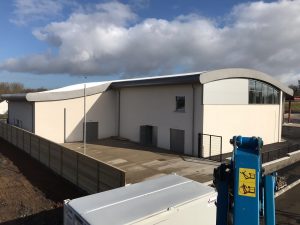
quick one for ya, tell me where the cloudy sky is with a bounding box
[0,0,299,88]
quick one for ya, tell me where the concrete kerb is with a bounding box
[287,149,300,156]
[263,149,300,174]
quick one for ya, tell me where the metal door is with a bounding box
[170,129,184,154]
[140,125,158,147]
[85,122,98,142]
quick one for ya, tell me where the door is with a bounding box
[84,122,98,142]
[140,125,158,147]
[170,129,184,154]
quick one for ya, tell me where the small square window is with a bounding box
[176,96,185,112]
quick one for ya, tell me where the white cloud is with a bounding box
[2,0,300,84]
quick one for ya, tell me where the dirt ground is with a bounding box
[0,139,86,225]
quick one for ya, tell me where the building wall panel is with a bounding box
[120,84,202,155]
[34,90,116,143]
[202,105,280,157]
[203,79,248,105]
[8,102,33,131]
[49,143,62,174]
[39,139,50,166]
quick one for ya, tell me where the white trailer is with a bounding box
[64,174,217,225]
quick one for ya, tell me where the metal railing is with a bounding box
[198,133,223,162]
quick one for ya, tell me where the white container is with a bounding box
[64,175,217,225]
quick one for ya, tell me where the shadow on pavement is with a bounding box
[0,208,63,225]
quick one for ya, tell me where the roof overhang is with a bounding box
[1,82,111,102]
[111,72,202,88]
[1,68,293,102]
[1,93,27,101]
[200,68,294,96]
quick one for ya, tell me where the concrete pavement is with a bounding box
[63,138,219,184]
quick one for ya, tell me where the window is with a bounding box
[255,81,262,103]
[262,83,268,104]
[248,80,279,104]
[176,96,185,112]
[249,80,256,103]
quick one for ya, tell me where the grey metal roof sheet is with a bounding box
[111,73,202,88]
[1,82,112,102]
[0,93,27,101]
[67,174,216,225]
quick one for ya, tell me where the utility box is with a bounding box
[64,175,217,225]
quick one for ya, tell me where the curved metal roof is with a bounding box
[200,68,293,96]
[1,68,293,102]
[2,82,112,102]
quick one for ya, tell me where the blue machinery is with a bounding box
[214,136,276,225]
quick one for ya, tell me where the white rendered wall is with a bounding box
[202,105,280,157]
[119,85,202,155]
[201,79,282,157]
[8,101,33,131]
[0,101,8,114]
[35,90,116,143]
[203,79,248,104]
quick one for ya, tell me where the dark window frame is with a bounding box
[248,79,280,104]
[175,96,185,112]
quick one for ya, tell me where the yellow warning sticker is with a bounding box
[238,168,256,198]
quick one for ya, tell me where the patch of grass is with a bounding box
[285,101,300,113]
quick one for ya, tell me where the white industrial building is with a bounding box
[2,68,293,158]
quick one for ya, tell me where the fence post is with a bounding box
[76,154,79,185]
[48,141,51,167]
[198,133,203,158]
[209,135,212,160]
[97,163,100,192]
[220,136,223,162]
[60,147,63,175]
[38,138,41,161]
[23,130,25,151]
[16,128,18,147]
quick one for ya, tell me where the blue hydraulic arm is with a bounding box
[214,136,276,225]
[264,175,276,225]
